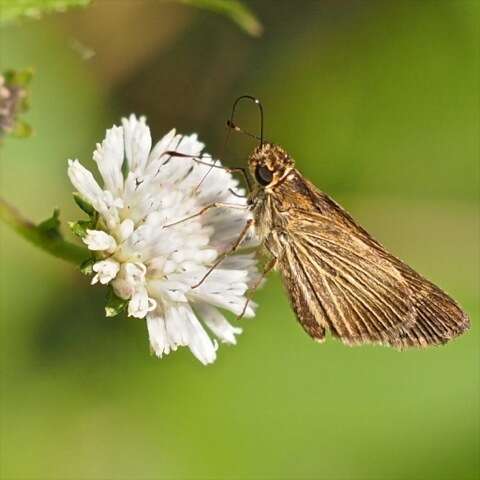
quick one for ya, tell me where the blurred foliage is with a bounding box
[0,1,478,479]
[0,0,90,25]
[179,0,262,36]
[0,68,33,140]
[0,196,89,263]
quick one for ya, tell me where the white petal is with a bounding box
[122,114,151,173]
[83,229,117,252]
[148,128,176,164]
[112,262,144,299]
[188,268,256,318]
[165,290,188,302]
[163,305,217,365]
[195,302,242,344]
[68,159,103,206]
[68,160,122,230]
[91,259,120,285]
[180,304,217,365]
[164,305,190,348]
[93,125,124,194]
[117,218,135,241]
[124,262,147,283]
[147,314,173,358]
[222,253,261,286]
[111,277,134,300]
[176,133,204,157]
[128,287,157,318]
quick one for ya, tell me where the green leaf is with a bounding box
[73,192,95,216]
[69,194,98,238]
[79,257,95,275]
[179,0,262,36]
[37,208,62,239]
[105,288,128,318]
[0,0,90,26]
[68,219,91,239]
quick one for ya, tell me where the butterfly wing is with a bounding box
[276,236,326,342]
[275,214,415,345]
[388,265,469,347]
[269,170,469,347]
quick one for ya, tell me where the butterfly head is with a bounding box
[249,143,295,188]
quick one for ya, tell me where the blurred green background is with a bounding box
[0,1,478,478]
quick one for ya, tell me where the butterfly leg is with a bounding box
[191,218,255,289]
[236,255,277,321]
[163,202,248,228]
[164,150,252,192]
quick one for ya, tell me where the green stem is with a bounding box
[0,197,89,265]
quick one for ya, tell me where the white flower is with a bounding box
[84,229,117,252]
[91,259,119,285]
[68,115,258,365]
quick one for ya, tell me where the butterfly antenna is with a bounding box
[228,95,264,146]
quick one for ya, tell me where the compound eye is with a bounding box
[255,165,274,186]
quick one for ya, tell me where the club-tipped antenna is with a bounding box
[226,119,262,142]
[229,95,264,146]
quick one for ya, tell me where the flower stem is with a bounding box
[0,197,89,265]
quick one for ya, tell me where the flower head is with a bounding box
[68,115,258,365]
